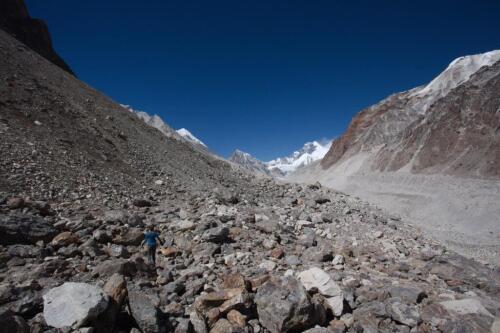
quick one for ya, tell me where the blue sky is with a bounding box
[27,0,500,160]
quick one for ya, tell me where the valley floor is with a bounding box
[289,161,500,266]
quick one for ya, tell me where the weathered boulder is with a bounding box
[43,282,109,329]
[51,231,80,247]
[113,228,143,246]
[385,299,421,327]
[103,210,129,223]
[0,214,58,245]
[255,276,316,332]
[133,198,152,207]
[93,259,136,277]
[388,285,426,304]
[440,298,494,318]
[202,226,230,243]
[128,291,161,333]
[298,267,344,316]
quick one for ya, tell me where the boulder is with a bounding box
[210,319,233,333]
[103,210,129,223]
[51,231,80,247]
[43,282,109,329]
[202,226,229,243]
[0,214,58,245]
[133,199,152,207]
[93,259,136,277]
[113,228,143,246]
[385,299,421,327]
[298,267,344,316]
[173,220,196,232]
[106,244,129,258]
[388,285,426,304]
[440,298,494,318]
[298,267,343,297]
[128,291,161,333]
[255,276,316,332]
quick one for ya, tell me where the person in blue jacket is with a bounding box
[141,226,161,266]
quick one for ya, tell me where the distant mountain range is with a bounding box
[120,105,210,154]
[229,140,332,178]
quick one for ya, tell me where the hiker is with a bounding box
[141,226,161,266]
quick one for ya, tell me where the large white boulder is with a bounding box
[298,267,344,316]
[43,282,109,328]
[298,267,342,297]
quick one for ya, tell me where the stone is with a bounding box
[285,255,301,266]
[255,220,278,233]
[106,244,129,258]
[388,285,426,304]
[298,267,344,316]
[269,247,285,259]
[302,246,333,262]
[51,231,79,247]
[314,196,331,204]
[385,300,421,327]
[128,291,160,333]
[259,259,277,271]
[7,197,25,209]
[440,298,494,318]
[210,319,233,333]
[113,228,143,246]
[255,276,316,333]
[93,259,136,277]
[332,255,344,266]
[133,198,152,207]
[93,229,111,243]
[103,209,128,223]
[227,310,246,328]
[174,220,196,231]
[43,282,109,328]
[298,267,343,297]
[0,213,58,245]
[160,247,181,257]
[372,231,383,239]
[222,272,251,291]
[202,226,229,243]
[190,311,208,333]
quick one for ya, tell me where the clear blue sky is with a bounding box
[27,0,500,160]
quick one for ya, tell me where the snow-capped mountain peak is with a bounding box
[267,140,332,175]
[176,128,206,147]
[230,140,332,178]
[410,50,500,111]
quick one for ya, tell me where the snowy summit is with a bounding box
[176,128,206,147]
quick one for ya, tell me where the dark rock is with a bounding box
[133,199,152,207]
[202,226,229,243]
[128,291,161,333]
[0,309,29,333]
[255,276,316,333]
[0,213,58,245]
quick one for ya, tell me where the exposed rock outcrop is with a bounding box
[0,0,74,75]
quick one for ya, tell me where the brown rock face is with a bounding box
[321,60,500,179]
[0,0,74,75]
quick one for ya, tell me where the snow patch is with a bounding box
[176,128,206,147]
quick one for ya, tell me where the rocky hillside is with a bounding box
[290,51,500,266]
[321,51,500,178]
[1,11,500,333]
[0,0,74,75]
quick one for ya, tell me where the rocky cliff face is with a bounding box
[0,0,74,75]
[322,51,500,179]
